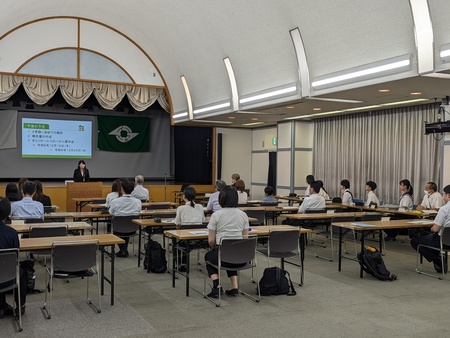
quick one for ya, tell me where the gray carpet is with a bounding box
[0,296,154,338]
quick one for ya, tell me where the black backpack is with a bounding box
[357,246,397,281]
[258,267,296,296]
[143,239,167,273]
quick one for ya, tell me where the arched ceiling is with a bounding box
[1,0,450,127]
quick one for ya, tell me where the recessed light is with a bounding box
[410,92,422,95]
[286,106,295,109]
[378,89,390,93]
[228,116,235,119]
[242,122,264,126]
[313,108,321,111]
[251,118,258,121]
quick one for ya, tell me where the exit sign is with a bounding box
[272,137,277,146]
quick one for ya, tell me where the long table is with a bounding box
[10,221,93,234]
[164,225,313,297]
[332,219,434,278]
[283,211,382,221]
[20,234,124,305]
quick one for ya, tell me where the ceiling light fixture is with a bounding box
[192,120,233,124]
[308,97,363,103]
[173,112,188,119]
[223,57,239,112]
[313,108,321,111]
[286,106,295,109]
[193,102,231,115]
[410,92,422,95]
[180,76,193,120]
[241,122,264,126]
[239,84,297,105]
[378,89,390,93]
[312,55,411,89]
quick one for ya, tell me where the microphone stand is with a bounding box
[164,173,167,202]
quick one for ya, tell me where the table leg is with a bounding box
[101,247,105,295]
[138,227,142,267]
[110,244,115,305]
[378,230,382,253]
[172,237,176,287]
[300,233,305,286]
[186,241,191,297]
[360,230,365,278]
[338,227,343,271]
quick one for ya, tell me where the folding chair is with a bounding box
[314,216,355,261]
[29,225,68,266]
[244,209,266,226]
[111,216,139,255]
[204,237,260,307]
[257,229,302,285]
[43,240,100,319]
[416,227,450,280]
[0,248,22,332]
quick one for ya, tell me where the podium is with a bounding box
[66,182,103,212]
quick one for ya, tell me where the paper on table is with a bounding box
[407,220,434,225]
[351,222,376,228]
[189,230,209,235]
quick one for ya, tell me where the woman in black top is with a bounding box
[5,183,21,202]
[32,180,52,207]
[73,160,90,182]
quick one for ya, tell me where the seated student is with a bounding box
[32,180,52,207]
[385,179,414,241]
[235,179,248,204]
[416,182,444,211]
[340,179,354,205]
[106,179,122,207]
[262,186,277,203]
[304,175,315,196]
[17,178,28,201]
[131,175,149,202]
[231,173,240,187]
[365,181,380,207]
[5,183,21,202]
[411,184,450,273]
[10,181,44,220]
[298,181,326,213]
[316,180,330,200]
[174,186,205,227]
[0,197,27,318]
[206,180,226,212]
[109,178,142,257]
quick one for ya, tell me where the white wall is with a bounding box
[216,127,252,188]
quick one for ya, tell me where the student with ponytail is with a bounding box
[174,186,205,227]
[385,179,414,241]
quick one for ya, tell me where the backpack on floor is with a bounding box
[143,239,167,273]
[258,266,296,296]
[357,246,397,281]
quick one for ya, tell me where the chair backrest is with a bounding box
[441,227,450,247]
[244,209,266,225]
[30,225,68,238]
[260,202,278,206]
[305,209,326,214]
[361,214,382,221]
[92,199,106,204]
[0,248,19,285]
[353,198,365,206]
[112,215,140,233]
[52,240,98,272]
[332,197,342,203]
[154,212,177,219]
[149,203,171,210]
[44,206,56,214]
[331,216,356,223]
[219,237,257,264]
[178,223,207,230]
[268,229,299,253]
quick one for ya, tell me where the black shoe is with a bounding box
[0,305,13,319]
[116,250,129,257]
[434,261,443,273]
[225,288,239,296]
[14,306,25,317]
[207,287,224,298]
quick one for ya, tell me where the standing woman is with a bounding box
[205,185,249,298]
[73,160,90,182]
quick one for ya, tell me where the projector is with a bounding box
[424,120,450,134]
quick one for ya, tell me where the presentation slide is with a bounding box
[22,117,92,158]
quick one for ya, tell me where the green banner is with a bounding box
[97,116,150,152]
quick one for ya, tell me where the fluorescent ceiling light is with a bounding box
[308,97,363,103]
[224,57,239,111]
[194,102,230,115]
[284,98,429,120]
[180,76,193,120]
[173,112,188,119]
[441,49,450,58]
[240,86,296,104]
[312,55,411,89]
[241,122,264,126]
[192,120,233,124]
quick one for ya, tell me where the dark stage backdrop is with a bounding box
[174,126,212,185]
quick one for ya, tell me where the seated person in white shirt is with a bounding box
[109,178,142,257]
[304,175,315,196]
[365,181,380,207]
[235,179,248,204]
[206,180,226,212]
[298,181,326,213]
[416,182,444,211]
[340,179,354,205]
[398,179,414,210]
[316,180,330,200]
[10,181,44,220]
[131,175,149,202]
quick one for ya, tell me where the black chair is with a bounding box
[43,240,101,319]
[260,202,279,224]
[244,209,266,226]
[257,229,302,285]
[111,216,140,254]
[44,206,56,214]
[416,227,450,280]
[0,248,22,331]
[204,237,260,307]
[29,225,68,266]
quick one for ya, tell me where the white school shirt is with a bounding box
[207,208,249,244]
[174,203,205,225]
[434,201,450,236]
[298,193,326,213]
[342,189,353,204]
[399,194,413,210]
[420,192,444,210]
[365,191,380,206]
[237,191,248,204]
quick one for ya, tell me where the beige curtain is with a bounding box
[313,104,441,205]
[0,74,169,112]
